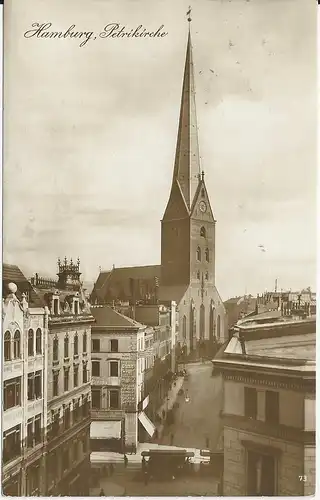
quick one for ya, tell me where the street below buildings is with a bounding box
[161,361,223,451]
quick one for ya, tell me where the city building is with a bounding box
[2,265,48,496]
[90,305,156,455]
[90,28,227,356]
[213,317,316,496]
[224,295,257,329]
[31,258,94,496]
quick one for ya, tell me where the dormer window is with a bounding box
[200,226,206,238]
[74,299,79,315]
[53,297,59,315]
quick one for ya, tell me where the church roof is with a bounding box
[91,265,161,303]
[91,305,144,329]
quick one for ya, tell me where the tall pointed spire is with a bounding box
[172,10,201,210]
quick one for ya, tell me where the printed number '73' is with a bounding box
[299,475,307,482]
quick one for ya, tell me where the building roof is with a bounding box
[2,263,43,307]
[91,305,144,329]
[158,285,188,304]
[214,317,316,374]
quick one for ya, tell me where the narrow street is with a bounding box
[161,361,223,451]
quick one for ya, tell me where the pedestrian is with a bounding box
[124,454,128,468]
[144,470,149,486]
[170,433,174,445]
[99,489,105,496]
[109,463,114,476]
[130,443,135,455]
[142,456,146,470]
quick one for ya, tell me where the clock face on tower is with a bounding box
[199,201,207,213]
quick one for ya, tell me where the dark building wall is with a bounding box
[161,217,190,286]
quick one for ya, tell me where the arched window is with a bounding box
[200,304,205,340]
[196,270,200,280]
[74,334,78,356]
[14,330,21,359]
[201,188,205,198]
[200,226,206,238]
[182,315,187,340]
[28,329,34,357]
[36,328,42,354]
[209,305,215,341]
[4,331,11,361]
[64,335,69,358]
[83,332,87,353]
[217,315,221,340]
[53,337,59,361]
[196,246,201,261]
[205,248,209,262]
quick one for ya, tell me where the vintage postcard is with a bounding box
[2,0,316,497]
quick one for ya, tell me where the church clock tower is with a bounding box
[160,16,225,354]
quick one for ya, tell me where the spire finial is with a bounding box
[187,6,192,23]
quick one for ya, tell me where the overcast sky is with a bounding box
[3,0,316,299]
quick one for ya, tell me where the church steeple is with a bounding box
[171,19,201,210]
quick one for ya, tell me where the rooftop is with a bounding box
[91,305,144,329]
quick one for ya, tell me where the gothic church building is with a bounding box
[92,31,227,353]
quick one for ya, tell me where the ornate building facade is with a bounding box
[31,258,94,496]
[2,265,48,496]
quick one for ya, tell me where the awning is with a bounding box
[138,411,155,437]
[90,421,122,440]
[142,395,149,410]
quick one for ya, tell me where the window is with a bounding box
[200,226,206,238]
[83,363,88,383]
[201,188,205,198]
[82,435,88,453]
[53,371,59,397]
[92,389,101,409]
[109,389,120,409]
[28,329,34,357]
[265,390,279,424]
[110,361,119,377]
[92,361,100,377]
[247,451,276,495]
[28,372,42,400]
[82,397,89,417]
[64,368,69,392]
[205,272,209,280]
[73,441,78,462]
[27,463,41,496]
[92,339,100,353]
[27,415,41,447]
[196,246,201,261]
[110,339,118,353]
[73,400,80,422]
[73,365,79,387]
[35,329,42,354]
[51,412,60,437]
[64,335,69,358]
[74,334,78,355]
[4,377,21,410]
[13,330,21,358]
[83,332,87,353]
[34,414,41,444]
[205,248,209,262]
[64,406,70,430]
[197,270,200,280]
[3,425,21,464]
[53,298,59,315]
[244,387,257,419]
[4,331,11,361]
[216,314,221,339]
[53,337,59,361]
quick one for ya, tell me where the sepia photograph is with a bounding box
[2,0,316,496]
